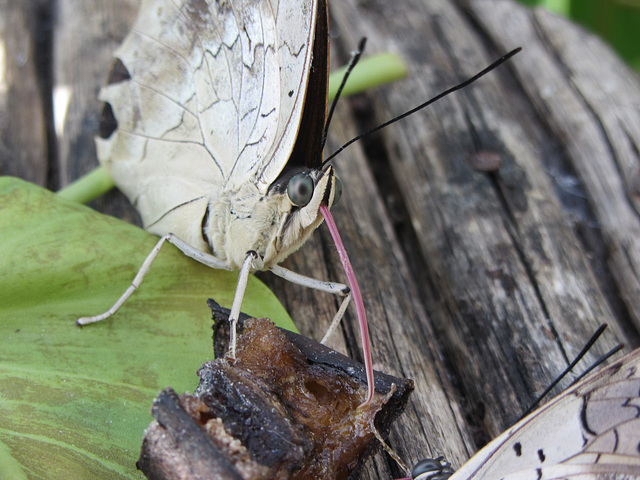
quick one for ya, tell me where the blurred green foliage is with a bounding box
[517,0,640,72]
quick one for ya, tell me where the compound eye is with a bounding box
[332,176,343,205]
[411,458,453,480]
[287,173,314,207]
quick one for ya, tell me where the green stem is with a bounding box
[56,167,115,204]
[328,52,407,100]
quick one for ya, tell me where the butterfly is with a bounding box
[76,0,378,403]
[407,347,640,480]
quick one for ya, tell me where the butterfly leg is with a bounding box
[321,292,352,344]
[158,237,256,359]
[164,234,232,270]
[269,264,351,343]
[76,233,230,326]
[166,241,263,359]
[223,251,259,359]
[76,235,172,326]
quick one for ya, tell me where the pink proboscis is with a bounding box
[320,204,374,406]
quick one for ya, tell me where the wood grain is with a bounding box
[1,0,639,478]
[0,0,49,186]
[53,0,142,222]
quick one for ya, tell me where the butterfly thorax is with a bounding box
[204,166,339,271]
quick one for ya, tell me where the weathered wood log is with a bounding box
[138,306,413,480]
[0,0,49,186]
[1,0,639,478]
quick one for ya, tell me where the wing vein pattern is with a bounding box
[96,0,317,237]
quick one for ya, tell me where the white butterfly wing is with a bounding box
[449,348,640,480]
[96,0,318,248]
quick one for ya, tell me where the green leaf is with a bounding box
[0,177,293,479]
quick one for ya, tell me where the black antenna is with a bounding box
[519,324,621,420]
[323,47,522,166]
[569,342,624,386]
[319,37,367,163]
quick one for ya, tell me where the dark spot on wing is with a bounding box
[581,394,597,436]
[537,449,545,463]
[107,58,131,85]
[201,204,213,254]
[288,90,294,98]
[261,108,276,118]
[513,442,522,457]
[98,102,118,139]
[292,42,305,57]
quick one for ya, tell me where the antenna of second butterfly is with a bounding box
[323,47,522,166]
[519,323,623,420]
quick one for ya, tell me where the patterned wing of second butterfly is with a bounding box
[445,348,640,480]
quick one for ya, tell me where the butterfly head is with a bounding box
[411,457,454,480]
[205,165,341,270]
[265,164,342,262]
